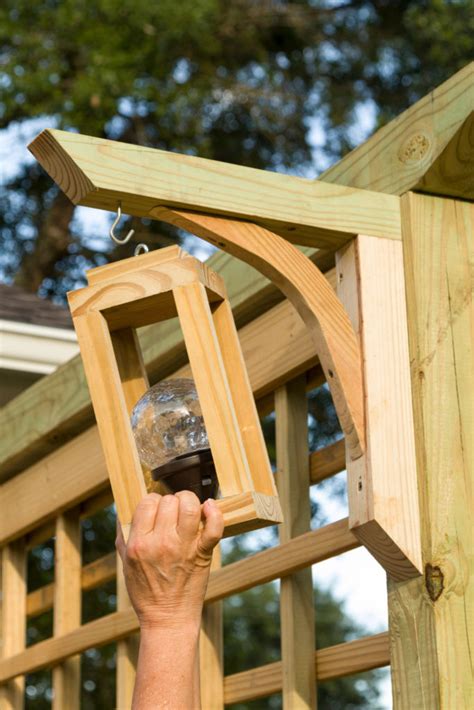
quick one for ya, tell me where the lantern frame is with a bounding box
[67,245,282,538]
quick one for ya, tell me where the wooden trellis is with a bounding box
[0,63,472,709]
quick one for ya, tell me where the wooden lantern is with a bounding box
[67,245,282,538]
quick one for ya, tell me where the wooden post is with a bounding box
[387,192,473,709]
[116,560,139,710]
[52,512,81,710]
[276,378,316,709]
[0,541,26,709]
[200,548,224,710]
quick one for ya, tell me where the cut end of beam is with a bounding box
[28,129,95,205]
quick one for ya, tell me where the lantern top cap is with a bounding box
[67,244,227,330]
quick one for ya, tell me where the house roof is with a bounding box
[0,283,73,329]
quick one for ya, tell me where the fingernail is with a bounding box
[205,498,216,509]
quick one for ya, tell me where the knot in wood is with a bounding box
[398,131,431,164]
[425,563,444,602]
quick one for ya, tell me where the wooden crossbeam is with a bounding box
[0,519,359,683]
[28,129,401,249]
[223,632,391,704]
[321,62,473,200]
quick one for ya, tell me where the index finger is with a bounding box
[128,493,161,543]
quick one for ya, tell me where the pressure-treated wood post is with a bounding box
[276,378,316,709]
[200,549,224,709]
[52,511,81,710]
[0,541,26,710]
[388,192,473,709]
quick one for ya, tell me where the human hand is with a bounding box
[116,492,224,632]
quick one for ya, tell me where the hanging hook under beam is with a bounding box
[109,203,135,245]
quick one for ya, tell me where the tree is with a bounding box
[0,0,472,298]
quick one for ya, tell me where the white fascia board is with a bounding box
[0,319,79,374]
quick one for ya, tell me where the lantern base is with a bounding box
[152,449,219,503]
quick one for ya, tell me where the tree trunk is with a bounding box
[15,191,75,293]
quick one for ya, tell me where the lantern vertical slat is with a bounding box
[172,282,253,497]
[200,548,224,710]
[52,512,81,710]
[211,298,277,497]
[73,311,147,536]
[0,541,26,709]
[275,378,316,709]
[110,326,159,496]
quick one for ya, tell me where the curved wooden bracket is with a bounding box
[150,207,365,461]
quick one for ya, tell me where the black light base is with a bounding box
[152,449,219,503]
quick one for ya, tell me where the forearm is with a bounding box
[133,623,201,709]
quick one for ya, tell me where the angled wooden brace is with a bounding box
[151,209,365,461]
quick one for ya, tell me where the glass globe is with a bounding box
[131,378,218,502]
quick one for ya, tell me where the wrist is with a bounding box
[139,614,202,637]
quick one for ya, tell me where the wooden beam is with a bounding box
[321,62,474,200]
[154,210,365,461]
[387,193,473,709]
[0,520,359,683]
[275,379,316,708]
[223,632,390,704]
[28,129,401,249]
[205,519,358,604]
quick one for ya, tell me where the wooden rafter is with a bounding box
[322,62,473,200]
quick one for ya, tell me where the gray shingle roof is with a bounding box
[0,283,73,329]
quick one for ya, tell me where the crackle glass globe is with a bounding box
[131,378,209,471]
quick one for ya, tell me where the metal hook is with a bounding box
[109,203,135,245]
[134,243,149,256]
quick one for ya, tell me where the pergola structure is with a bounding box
[0,62,472,709]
